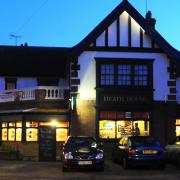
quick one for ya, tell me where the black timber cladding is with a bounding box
[0,46,70,77]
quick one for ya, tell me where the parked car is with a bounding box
[112,136,166,169]
[62,136,104,171]
[165,136,180,167]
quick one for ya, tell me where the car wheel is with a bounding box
[122,157,129,169]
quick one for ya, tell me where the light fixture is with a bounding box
[50,120,58,127]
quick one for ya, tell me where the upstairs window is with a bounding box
[99,62,150,87]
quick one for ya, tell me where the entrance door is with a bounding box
[39,126,56,161]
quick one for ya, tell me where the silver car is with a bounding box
[165,136,180,167]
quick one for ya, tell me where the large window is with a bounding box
[99,62,150,87]
[99,111,150,139]
[2,121,22,141]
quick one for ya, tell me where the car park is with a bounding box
[112,136,166,169]
[165,136,180,167]
[62,136,104,171]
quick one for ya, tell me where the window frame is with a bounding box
[96,58,153,88]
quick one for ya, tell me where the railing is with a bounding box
[0,86,65,103]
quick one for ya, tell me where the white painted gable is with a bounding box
[94,11,158,49]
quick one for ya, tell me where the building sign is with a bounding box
[100,94,151,105]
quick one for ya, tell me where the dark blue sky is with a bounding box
[0,0,179,50]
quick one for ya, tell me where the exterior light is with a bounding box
[50,120,58,127]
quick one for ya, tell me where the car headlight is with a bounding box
[64,152,73,160]
[95,153,104,159]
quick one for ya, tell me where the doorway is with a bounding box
[39,126,56,161]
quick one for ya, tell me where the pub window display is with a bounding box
[99,120,149,139]
[1,121,22,141]
[99,111,150,139]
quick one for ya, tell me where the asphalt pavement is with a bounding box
[0,160,179,180]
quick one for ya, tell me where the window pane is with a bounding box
[2,122,7,128]
[116,120,149,138]
[26,128,38,141]
[26,121,38,127]
[8,128,15,141]
[118,65,131,86]
[176,119,180,125]
[99,120,115,139]
[56,128,68,141]
[16,122,22,127]
[2,129,7,141]
[9,122,15,127]
[100,64,114,85]
[16,128,22,141]
[176,126,180,136]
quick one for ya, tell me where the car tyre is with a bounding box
[122,157,129,169]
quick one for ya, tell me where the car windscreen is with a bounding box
[131,137,159,147]
[66,138,96,148]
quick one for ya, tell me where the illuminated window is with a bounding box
[99,120,115,139]
[176,119,180,136]
[26,128,38,141]
[56,128,68,141]
[2,129,7,141]
[1,121,22,141]
[26,121,38,141]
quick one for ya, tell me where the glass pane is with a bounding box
[26,128,38,141]
[99,120,115,139]
[116,120,149,138]
[9,122,15,127]
[56,128,68,141]
[16,121,22,127]
[2,128,7,141]
[8,128,15,141]
[176,119,180,125]
[26,121,38,127]
[176,126,180,136]
[2,122,7,128]
[16,128,22,141]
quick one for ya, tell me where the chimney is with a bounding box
[146,11,156,29]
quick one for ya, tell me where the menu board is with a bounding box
[39,127,56,161]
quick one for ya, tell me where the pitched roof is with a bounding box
[72,0,180,60]
[0,45,70,77]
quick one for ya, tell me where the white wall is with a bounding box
[108,21,117,47]
[17,78,37,89]
[77,51,170,101]
[58,78,68,89]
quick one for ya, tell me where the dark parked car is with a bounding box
[112,136,166,169]
[165,136,180,167]
[62,136,104,171]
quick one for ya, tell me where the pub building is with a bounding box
[69,0,180,148]
[0,0,180,161]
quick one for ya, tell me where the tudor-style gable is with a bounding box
[92,11,157,49]
[72,0,180,59]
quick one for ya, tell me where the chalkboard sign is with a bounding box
[39,126,56,161]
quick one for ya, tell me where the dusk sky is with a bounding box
[0,0,179,50]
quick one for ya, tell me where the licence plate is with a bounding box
[78,161,92,165]
[143,150,158,154]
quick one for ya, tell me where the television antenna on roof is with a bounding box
[145,0,148,13]
[9,34,22,46]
